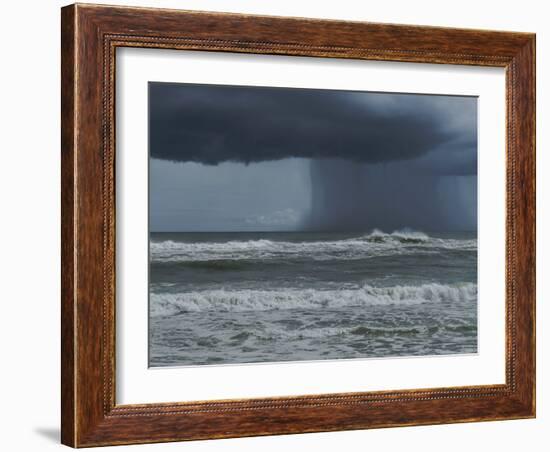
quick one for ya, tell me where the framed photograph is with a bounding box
[61,3,535,447]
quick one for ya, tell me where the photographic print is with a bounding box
[148,82,478,367]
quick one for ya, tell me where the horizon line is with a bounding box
[149,229,478,234]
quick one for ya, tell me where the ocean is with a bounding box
[149,230,477,366]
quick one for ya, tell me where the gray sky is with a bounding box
[149,82,477,232]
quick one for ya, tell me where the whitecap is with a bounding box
[150,282,477,317]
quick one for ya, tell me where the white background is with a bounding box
[0,0,546,451]
[117,49,505,404]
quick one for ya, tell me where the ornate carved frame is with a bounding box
[61,4,535,447]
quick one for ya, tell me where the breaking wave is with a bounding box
[150,282,477,317]
[150,229,476,263]
[362,229,429,243]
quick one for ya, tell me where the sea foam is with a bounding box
[150,282,477,317]
[150,230,476,263]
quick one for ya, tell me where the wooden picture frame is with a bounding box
[61,3,535,447]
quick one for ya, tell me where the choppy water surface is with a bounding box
[149,230,477,366]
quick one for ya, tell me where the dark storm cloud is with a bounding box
[149,82,477,174]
